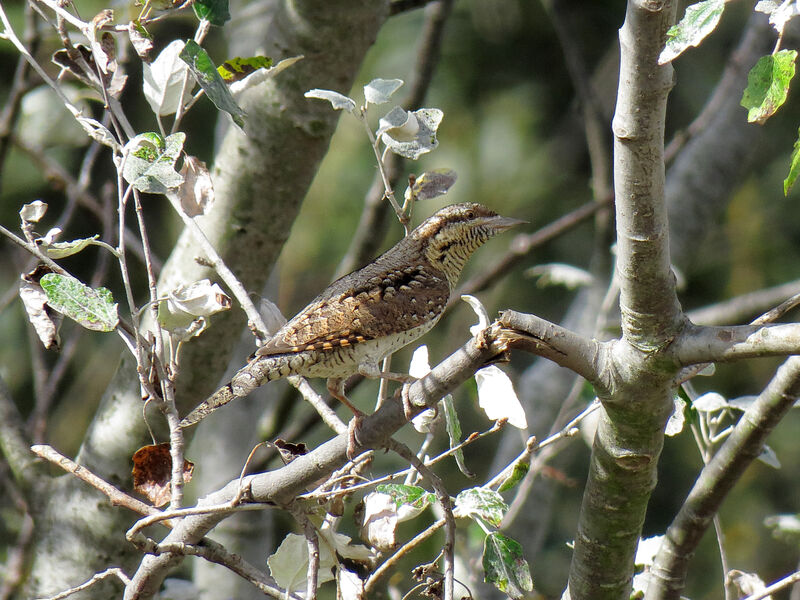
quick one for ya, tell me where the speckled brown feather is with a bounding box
[180,203,522,429]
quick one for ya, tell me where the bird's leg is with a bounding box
[326,377,365,460]
[357,363,419,420]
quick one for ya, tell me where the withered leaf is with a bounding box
[274,438,308,465]
[132,443,194,507]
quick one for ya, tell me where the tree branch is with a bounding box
[123,329,506,598]
[675,322,800,365]
[498,309,604,386]
[645,355,800,600]
[567,2,679,599]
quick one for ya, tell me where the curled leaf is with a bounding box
[305,88,357,113]
[378,106,442,159]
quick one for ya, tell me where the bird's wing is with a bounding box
[256,264,449,357]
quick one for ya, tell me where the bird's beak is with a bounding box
[486,215,527,232]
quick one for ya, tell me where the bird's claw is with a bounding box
[401,383,416,421]
[346,411,365,461]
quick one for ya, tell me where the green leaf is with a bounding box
[122,132,186,194]
[39,273,118,332]
[498,459,530,492]
[741,50,797,124]
[443,394,472,477]
[482,532,534,599]
[659,0,726,64]
[217,56,273,83]
[454,488,508,528]
[784,127,800,195]
[375,484,435,510]
[179,40,246,128]
[44,235,101,259]
[192,0,230,26]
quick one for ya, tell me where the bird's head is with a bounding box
[412,203,524,287]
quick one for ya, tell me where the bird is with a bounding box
[180,202,523,455]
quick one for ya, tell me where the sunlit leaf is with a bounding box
[122,132,185,194]
[443,393,472,477]
[43,235,102,259]
[665,397,686,437]
[217,55,273,83]
[497,458,530,492]
[454,488,508,528]
[404,168,457,203]
[19,200,47,223]
[167,155,214,216]
[755,0,800,35]
[659,0,726,64]
[19,278,61,350]
[363,78,403,105]
[375,484,435,512]
[305,88,357,113]
[39,273,118,332]
[267,533,335,594]
[143,40,191,116]
[378,106,442,159]
[476,365,527,429]
[741,50,797,125]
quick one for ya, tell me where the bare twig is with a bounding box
[163,193,269,341]
[386,438,455,600]
[740,570,800,600]
[337,0,455,277]
[288,375,347,434]
[30,444,170,524]
[155,537,295,599]
[35,568,131,600]
[365,519,445,592]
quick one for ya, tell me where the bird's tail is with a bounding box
[179,354,302,428]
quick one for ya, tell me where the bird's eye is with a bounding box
[466,210,474,219]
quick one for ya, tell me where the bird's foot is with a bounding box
[401,382,417,421]
[346,410,366,460]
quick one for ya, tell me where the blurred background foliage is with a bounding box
[2,0,800,597]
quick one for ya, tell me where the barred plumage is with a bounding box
[180,203,522,429]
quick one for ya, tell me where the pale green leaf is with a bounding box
[39,273,118,332]
[454,488,508,528]
[443,394,472,477]
[375,484,434,510]
[122,132,185,194]
[659,0,726,64]
[44,235,102,259]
